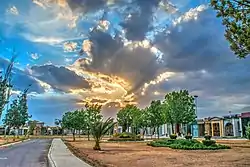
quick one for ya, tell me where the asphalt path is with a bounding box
[0,139,52,167]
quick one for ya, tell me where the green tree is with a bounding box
[62,110,87,141]
[85,103,103,141]
[140,109,151,137]
[18,88,31,132]
[146,100,166,139]
[131,108,144,135]
[75,109,87,137]
[0,56,15,119]
[62,111,79,141]
[164,90,196,134]
[54,119,62,135]
[3,99,22,139]
[91,117,115,150]
[28,120,36,135]
[116,104,136,133]
[211,0,250,58]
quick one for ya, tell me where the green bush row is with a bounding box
[148,139,230,150]
[113,132,140,139]
[108,138,144,142]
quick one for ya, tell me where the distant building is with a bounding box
[115,111,250,139]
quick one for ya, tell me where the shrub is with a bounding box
[204,135,212,140]
[108,132,143,142]
[246,123,250,140]
[170,134,177,139]
[185,135,192,140]
[202,140,216,146]
[113,133,119,138]
[108,138,144,142]
[148,139,230,150]
[118,132,136,138]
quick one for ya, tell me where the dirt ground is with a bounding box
[66,139,250,167]
[0,136,25,145]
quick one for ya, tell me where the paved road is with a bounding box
[0,139,52,167]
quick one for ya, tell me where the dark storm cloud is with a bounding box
[153,8,250,96]
[136,8,250,117]
[77,30,163,93]
[31,64,91,91]
[83,30,123,71]
[120,0,161,41]
[0,57,45,93]
[155,9,235,73]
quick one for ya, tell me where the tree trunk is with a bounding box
[13,127,16,141]
[72,129,76,142]
[122,124,126,133]
[143,128,146,138]
[176,124,180,135]
[93,140,101,150]
[87,128,90,141]
[61,128,64,138]
[157,126,160,139]
[150,128,153,139]
[171,123,174,134]
[17,128,20,139]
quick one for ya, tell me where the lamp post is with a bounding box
[194,95,198,119]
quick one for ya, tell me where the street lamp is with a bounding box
[194,95,198,118]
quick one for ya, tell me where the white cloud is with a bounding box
[173,4,208,26]
[30,53,40,60]
[6,6,19,15]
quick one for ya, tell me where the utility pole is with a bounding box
[194,95,198,118]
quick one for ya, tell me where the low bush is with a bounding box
[148,139,230,150]
[118,132,136,138]
[204,135,212,140]
[108,138,144,142]
[108,132,143,142]
[185,135,192,140]
[113,133,119,138]
[202,140,216,146]
[170,134,177,139]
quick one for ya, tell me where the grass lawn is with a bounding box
[65,139,250,167]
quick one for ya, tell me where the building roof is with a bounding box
[241,112,250,118]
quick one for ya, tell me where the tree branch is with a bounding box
[231,0,250,7]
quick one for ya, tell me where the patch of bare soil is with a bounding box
[65,139,250,167]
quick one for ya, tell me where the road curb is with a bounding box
[48,139,56,167]
[0,139,31,148]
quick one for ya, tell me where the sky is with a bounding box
[0,0,250,125]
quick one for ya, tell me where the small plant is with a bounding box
[113,133,119,138]
[185,135,192,140]
[204,135,212,140]
[170,134,177,139]
[202,140,216,146]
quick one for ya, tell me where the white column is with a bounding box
[239,117,243,137]
[232,118,236,136]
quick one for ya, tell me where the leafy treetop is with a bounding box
[211,0,250,58]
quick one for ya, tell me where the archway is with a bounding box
[225,122,234,136]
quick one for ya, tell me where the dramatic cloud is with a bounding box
[1,0,250,124]
[30,64,91,91]
[0,57,46,93]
